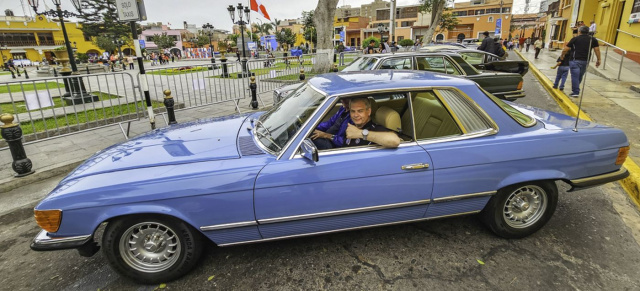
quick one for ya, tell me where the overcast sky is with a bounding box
[2,0,538,32]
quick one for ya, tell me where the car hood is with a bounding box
[508,102,608,130]
[62,114,251,182]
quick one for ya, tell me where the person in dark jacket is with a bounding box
[477,31,494,53]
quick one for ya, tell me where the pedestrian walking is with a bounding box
[128,56,134,69]
[519,36,526,52]
[525,37,531,52]
[560,25,601,97]
[551,55,570,90]
[534,38,542,59]
[337,41,345,66]
[366,40,376,54]
[478,31,495,54]
[589,20,597,36]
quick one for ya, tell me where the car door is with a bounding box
[253,94,433,239]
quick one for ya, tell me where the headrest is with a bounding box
[374,106,402,132]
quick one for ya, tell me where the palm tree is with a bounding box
[271,18,282,33]
[261,23,274,35]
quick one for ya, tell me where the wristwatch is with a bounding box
[362,129,369,141]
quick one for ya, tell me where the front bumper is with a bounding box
[30,230,93,252]
[568,168,630,191]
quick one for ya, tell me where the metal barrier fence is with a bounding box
[245,53,329,95]
[0,72,143,147]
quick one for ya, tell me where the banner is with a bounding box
[495,18,502,35]
[630,0,640,23]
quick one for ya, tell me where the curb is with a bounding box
[0,159,84,194]
[515,50,640,209]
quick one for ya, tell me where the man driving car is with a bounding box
[310,98,351,149]
[344,97,400,149]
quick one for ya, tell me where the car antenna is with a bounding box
[572,34,595,132]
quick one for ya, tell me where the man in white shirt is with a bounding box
[589,21,596,36]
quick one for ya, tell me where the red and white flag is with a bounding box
[250,0,271,20]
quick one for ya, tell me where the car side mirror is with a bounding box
[300,138,319,162]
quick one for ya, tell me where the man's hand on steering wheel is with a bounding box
[311,130,331,140]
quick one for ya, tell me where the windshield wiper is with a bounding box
[254,120,282,151]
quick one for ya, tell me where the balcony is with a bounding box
[0,40,66,47]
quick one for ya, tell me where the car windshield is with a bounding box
[342,57,378,71]
[256,84,326,153]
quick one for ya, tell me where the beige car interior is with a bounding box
[316,91,462,147]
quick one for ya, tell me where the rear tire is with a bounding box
[102,215,204,284]
[481,181,558,239]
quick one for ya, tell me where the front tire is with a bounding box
[481,181,558,239]
[102,215,204,284]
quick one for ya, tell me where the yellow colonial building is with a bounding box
[0,15,103,65]
[443,0,514,41]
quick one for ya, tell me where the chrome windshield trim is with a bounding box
[278,83,330,161]
[258,199,431,225]
[218,210,480,247]
[33,230,91,245]
[432,191,496,203]
[200,221,258,231]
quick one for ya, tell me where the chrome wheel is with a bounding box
[119,222,181,273]
[503,185,548,229]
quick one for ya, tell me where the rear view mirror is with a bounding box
[301,138,319,162]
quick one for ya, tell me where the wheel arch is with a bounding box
[496,169,567,190]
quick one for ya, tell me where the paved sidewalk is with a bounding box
[0,91,274,194]
[515,48,640,207]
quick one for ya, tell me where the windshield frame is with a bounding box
[254,83,329,158]
[341,56,380,72]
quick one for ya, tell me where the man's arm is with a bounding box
[346,124,400,149]
[594,46,601,67]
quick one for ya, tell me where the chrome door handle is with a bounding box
[401,163,430,170]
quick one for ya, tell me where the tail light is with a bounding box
[34,209,62,233]
[517,80,523,90]
[616,146,630,165]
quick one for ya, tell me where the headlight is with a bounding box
[34,209,62,233]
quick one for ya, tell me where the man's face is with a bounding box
[350,100,371,128]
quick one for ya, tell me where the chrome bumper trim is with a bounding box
[30,230,92,251]
[569,168,629,191]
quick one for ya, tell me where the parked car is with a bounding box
[31,71,630,284]
[340,52,526,100]
[450,49,529,76]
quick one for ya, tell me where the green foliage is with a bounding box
[302,11,317,46]
[194,30,212,47]
[438,12,460,33]
[76,52,89,63]
[418,0,447,14]
[399,39,414,47]
[362,36,380,49]
[95,35,117,52]
[74,0,141,47]
[276,28,296,50]
[153,33,177,50]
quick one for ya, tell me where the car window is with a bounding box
[415,56,460,75]
[436,89,496,133]
[406,91,462,140]
[342,57,378,71]
[259,84,326,153]
[450,55,480,75]
[483,88,536,127]
[380,57,413,70]
[312,93,413,151]
[459,52,485,65]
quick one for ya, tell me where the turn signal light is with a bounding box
[517,80,523,90]
[34,209,62,233]
[616,146,630,165]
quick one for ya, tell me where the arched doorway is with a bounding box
[122,48,134,56]
[86,49,100,57]
[457,33,466,43]
[435,34,445,42]
[170,48,182,58]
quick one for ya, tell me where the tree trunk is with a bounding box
[423,0,446,44]
[312,0,339,73]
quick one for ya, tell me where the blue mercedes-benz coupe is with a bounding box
[31,71,629,283]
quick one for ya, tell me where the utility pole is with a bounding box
[499,0,504,38]
[390,0,396,42]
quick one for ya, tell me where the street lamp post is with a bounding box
[28,0,97,105]
[377,23,388,44]
[227,3,252,78]
[202,23,217,68]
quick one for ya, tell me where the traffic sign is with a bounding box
[116,0,145,21]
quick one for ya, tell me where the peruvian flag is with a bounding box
[250,0,271,20]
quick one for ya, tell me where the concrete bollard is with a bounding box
[0,114,34,177]
[23,68,29,79]
[162,90,177,125]
[86,65,90,75]
[299,69,305,81]
[250,76,258,109]
[333,64,339,72]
